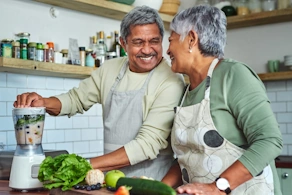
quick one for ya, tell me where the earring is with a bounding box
[189,48,192,53]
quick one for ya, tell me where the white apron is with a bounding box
[103,60,173,180]
[171,59,274,194]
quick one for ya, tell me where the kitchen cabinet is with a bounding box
[277,168,292,195]
[0,57,95,79]
[32,0,292,30]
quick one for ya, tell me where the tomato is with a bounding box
[114,186,131,195]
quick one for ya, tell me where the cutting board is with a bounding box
[50,187,114,195]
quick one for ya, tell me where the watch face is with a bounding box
[216,178,230,190]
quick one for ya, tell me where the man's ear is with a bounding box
[120,37,127,52]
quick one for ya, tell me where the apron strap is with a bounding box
[204,58,219,100]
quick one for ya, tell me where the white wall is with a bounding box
[0,0,291,156]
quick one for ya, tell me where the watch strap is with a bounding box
[215,177,231,194]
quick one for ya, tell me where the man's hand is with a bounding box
[14,92,44,108]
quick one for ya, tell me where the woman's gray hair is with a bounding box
[170,5,226,58]
[120,6,165,43]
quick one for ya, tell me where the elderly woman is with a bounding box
[162,5,283,195]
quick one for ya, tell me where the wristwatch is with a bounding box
[215,177,231,194]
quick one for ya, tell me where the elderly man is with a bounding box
[14,6,185,180]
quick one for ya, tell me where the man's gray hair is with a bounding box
[120,6,165,43]
[170,5,227,58]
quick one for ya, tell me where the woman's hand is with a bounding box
[176,182,225,195]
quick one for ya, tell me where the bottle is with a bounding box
[79,47,86,66]
[85,49,95,67]
[112,31,121,58]
[20,38,28,60]
[28,42,37,60]
[12,41,20,59]
[43,44,49,62]
[46,42,54,62]
[95,31,107,66]
[36,43,44,62]
[61,49,68,64]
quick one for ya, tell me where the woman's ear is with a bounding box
[188,30,198,47]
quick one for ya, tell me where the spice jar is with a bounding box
[43,44,49,62]
[236,0,249,15]
[262,0,276,11]
[36,43,44,62]
[61,49,68,64]
[20,38,28,60]
[1,39,13,58]
[248,0,262,13]
[28,42,37,60]
[79,47,86,66]
[12,41,20,59]
[46,42,54,63]
[15,32,30,43]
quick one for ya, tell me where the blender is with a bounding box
[9,107,46,190]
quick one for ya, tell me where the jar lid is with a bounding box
[15,32,30,38]
[36,43,43,49]
[1,39,14,43]
[12,41,20,46]
[43,44,49,49]
[61,49,68,54]
[46,42,54,48]
[28,42,37,47]
[79,47,86,51]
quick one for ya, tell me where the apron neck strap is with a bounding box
[204,58,219,99]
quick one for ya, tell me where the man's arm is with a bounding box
[90,147,131,171]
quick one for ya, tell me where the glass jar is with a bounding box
[46,42,54,63]
[12,41,20,59]
[28,42,37,60]
[61,49,68,64]
[15,32,30,43]
[261,0,276,11]
[36,43,44,62]
[19,38,28,60]
[249,0,262,13]
[1,39,13,58]
[236,0,249,15]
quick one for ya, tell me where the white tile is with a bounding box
[73,141,89,153]
[81,129,97,141]
[6,102,14,116]
[0,88,17,101]
[43,143,56,151]
[279,123,287,134]
[281,145,288,155]
[96,104,103,116]
[72,117,88,128]
[282,134,292,144]
[46,77,64,90]
[0,102,6,116]
[27,75,46,89]
[287,80,292,90]
[17,88,36,95]
[277,91,292,101]
[266,81,286,92]
[7,130,16,145]
[0,117,14,131]
[96,128,104,140]
[81,153,99,159]
[65,129,81,141]
[56,142,73,154]
[44,116,56,130]
[37,89,62,97]
[277,113,292,123]
[46,130,65,143]
[287,123,292,134]
[89,116,103,128]
[266,92,276,102]
[0,73,6,87]
[89,140,103,153]
[64,78,81,90]
[288,102,292,112]
[84,104,97,116]
[271,102,287,113]
[0,132,7,146]
[56,116,73,129]
[7,73,27,88]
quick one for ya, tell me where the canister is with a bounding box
[12,41,20,59]
[28,42,37,60]
[1,39,13,58]
[20,38,28,60]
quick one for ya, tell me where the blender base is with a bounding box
[9,155,45,190]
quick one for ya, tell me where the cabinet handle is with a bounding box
[282,173,289,179]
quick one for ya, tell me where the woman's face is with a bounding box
[167,31,191,74]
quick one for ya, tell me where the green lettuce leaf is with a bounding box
[38,153,92,191]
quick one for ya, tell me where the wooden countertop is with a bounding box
[0,180,113,195]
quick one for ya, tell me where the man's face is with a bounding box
[120,23,163,73]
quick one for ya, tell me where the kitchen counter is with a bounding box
[0,181,113,195]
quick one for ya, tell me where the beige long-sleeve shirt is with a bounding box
[55,57,185,165]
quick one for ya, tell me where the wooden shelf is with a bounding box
[0,57,95,79]
[32,0,292,29]
[258,71,292,81]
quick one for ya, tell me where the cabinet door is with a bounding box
[277,168,292,195]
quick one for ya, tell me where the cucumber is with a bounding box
[116,177,176,195]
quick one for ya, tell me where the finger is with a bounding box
[25,92,39,107]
